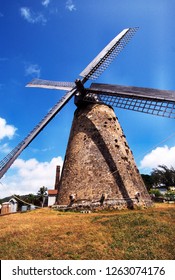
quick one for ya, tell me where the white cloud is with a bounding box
[0,117,17,141]
[25,63,41,77]
[140,145,175,171]
[65,0,76,12]
[0,156,63,198]
[42,0,50,7]
[20,7,47,25]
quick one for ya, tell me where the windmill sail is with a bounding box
[85,83,175,118]
[0,87,77,179]
[1,28,138,178]
[1,26,173,188]
[80,27,138,81]
[27,79,75,91]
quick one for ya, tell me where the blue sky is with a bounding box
[1,0,175,198]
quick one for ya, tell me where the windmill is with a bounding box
[1,27,175,210]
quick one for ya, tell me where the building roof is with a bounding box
[48,190,58,195]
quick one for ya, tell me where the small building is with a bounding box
[1,202,11,215]
[48,190,58,207]
[47,165,60,207]
[1,198,18,214]
[9,198,18,213]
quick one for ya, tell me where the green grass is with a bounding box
[0,204,175,260]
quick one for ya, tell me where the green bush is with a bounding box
[149,189,161,197]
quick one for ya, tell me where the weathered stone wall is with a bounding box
[57,103,152,209]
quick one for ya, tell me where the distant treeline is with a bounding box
[141,165,175,191]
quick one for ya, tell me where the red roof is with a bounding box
[48,190,58,195]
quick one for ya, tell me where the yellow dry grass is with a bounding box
[0,203,175,260]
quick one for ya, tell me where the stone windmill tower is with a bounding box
[1,27,175,209]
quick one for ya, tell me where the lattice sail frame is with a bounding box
[0,87,77,177]
[84,92,175,119]
[1,26,175,181]
[26,79,75,91]
[80,28,138,81]
[1,27,138,179]
[100,95,175,118]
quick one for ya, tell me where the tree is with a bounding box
[37,186,48,207]
[26,193,36,204]
[151,165,175,188]
[141,174,154,191]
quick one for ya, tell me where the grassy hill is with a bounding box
[0,203,175,260]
